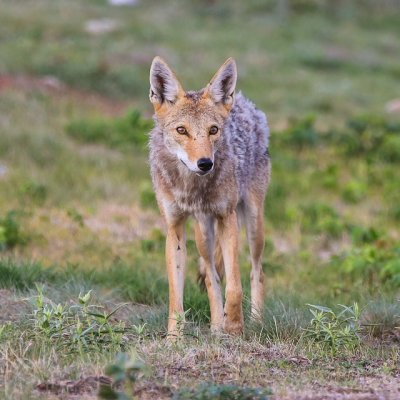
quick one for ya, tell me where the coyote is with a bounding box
[148,57,270,336]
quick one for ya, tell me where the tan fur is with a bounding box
[148,57,270,337]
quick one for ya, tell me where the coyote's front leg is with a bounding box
[165,219,187,338]
[217,211,244,335]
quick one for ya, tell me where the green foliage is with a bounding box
[140,229,165,254]
[278,114,320,150]
[321,164,339,189]
[333,115,400,162]
[66,206,84,227]
[18,181,47,206]
[0,210,26,251]
[26,286,128,355]
[349,226,380,244]
[341,181,367,204]
[380,135,400,163]
[303,303,362,355]
[65,109,153,150]
[139,181,157,210]
[99,352,145,400]
[332,242,400,288]
[297,202,345,237]
[173,382,271,400]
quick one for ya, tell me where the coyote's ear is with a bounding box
[203,58,237,111]
[149,57,184,108]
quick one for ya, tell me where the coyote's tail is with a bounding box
[197,238,225,291]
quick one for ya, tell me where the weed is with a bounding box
[341,181,367,204]
[380,135,400,163]
[300,202,345,237]
[170,309,192,339]
[66,207,84,227]
[333,115,400,162]
[332,241,400,289]
[349,226,380,244]
[26,286,128,355]
[0,210,26,250]
[303,303,362,355]
[278,114,320,150]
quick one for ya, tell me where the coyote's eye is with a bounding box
[176,126,187,135]
[209,126,218,135]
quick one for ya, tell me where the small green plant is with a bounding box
[169,309,192,339]
[132,323,147,338]
[341,181,367,204]
[0,210,25,251]
[349,225,380,244]
[26,286,128,355]
[332,114,400,162]
[303,303,362,355]
[0,322,12,341]
[173,382,272,400]
[279,114,320,150]
[332,242,400,288]
[379,134,400,163]
[66,207,84,227]
[299,202,345,237]
[98,352,145,400]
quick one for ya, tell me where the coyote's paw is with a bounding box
[223,314,244,336]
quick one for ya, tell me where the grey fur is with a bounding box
[149,91,270,219]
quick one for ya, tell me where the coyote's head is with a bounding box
[149,57,237,176]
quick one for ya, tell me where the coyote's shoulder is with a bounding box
[149,91,270,216]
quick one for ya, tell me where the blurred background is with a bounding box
[0,0,400,314]
[0,2,400,396]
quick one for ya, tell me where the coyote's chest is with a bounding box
[157,158,238,217]
[169,170,237,216]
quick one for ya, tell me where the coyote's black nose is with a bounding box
[197,158,213,172]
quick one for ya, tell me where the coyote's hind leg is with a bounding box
[244,189,266,318]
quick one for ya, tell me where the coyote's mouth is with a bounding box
[196,169,213,176]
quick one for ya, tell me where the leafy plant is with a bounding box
[279,114,320,150]
[331,242,400,288]
[0,210,26,251]
[26,286,128,355]
[380,135,400,163]
[332,114,400,162]
[173,382,271,400]
[303,303,363,355]
[98,352,145,400]
[341,181,367,204]
[299,202,345,237]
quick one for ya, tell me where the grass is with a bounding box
[0,0,400,398]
